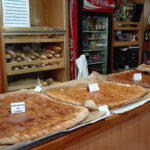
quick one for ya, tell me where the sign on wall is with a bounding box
[83,0,115,12]
[2,0,30,28]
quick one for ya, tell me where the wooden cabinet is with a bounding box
[112,0,144,72]
[0,0,68,93]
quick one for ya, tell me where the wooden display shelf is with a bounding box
[114,21,140,30]
[6,58,65,76]
[113,41,140,47]
[8,79,37,92]
[2,27,64,32]
[129,0,144,4]
[42,58,65,71]
[4,37,64,43]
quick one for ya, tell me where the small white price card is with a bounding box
[11,102,25,114]
[133,73,142,81]
[88,83,99,93]
[98,105,110,115]
[34,85,42,92]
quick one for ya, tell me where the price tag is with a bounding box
[98,105,110,115]
[11,102,25,114]
[34,85,42,92]
[133,73,142,81]
[88,83,99,93]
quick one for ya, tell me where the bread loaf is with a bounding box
[46,78,54,84]
[54,54,61,58]
[24,57,32,62]
[48,45,62,51]
[40,54,47,60]
[13,66,19,70]
[7,50,16,58]
[29,51,39,57]
[15,57,22,62]
[83,100,98,111]
[43,49,55,55]
[5,54,12,60]
[25,53,36,60]
[41,52,53,59]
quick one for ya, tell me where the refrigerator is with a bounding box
[69,0,114,79]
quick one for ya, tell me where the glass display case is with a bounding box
[78,13,112,74]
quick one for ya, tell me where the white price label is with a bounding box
[98,105,110,115]
[88,83,99,93]
[133,73,142,81]
[34,85,42,92]
[11,102,25,114]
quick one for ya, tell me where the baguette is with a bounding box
[43,49,56,55]
[5,54,12,60]
[40,54,47,60]
[41,52,53,59]
[13,66,19,70]
[7,50,16,58]
[24,57,32,62]
[48,45,62,51]
[29,51,40,57]
[54,54,61,58]
[46,78,54,84]
[25,53,37,60]
[15,57,22,62]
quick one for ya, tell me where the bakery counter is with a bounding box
[30,102,150,150]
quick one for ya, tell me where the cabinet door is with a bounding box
[81,15,109,74]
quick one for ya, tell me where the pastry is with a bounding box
[0,91,89,145]
[108,70,150,87]
[46,81,148,109]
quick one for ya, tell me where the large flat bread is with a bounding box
[136,64,150,73]
[46,81,148,109]
[0,91,89,145]
[108,70,150,87]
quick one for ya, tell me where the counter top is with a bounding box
[30,102,150,150]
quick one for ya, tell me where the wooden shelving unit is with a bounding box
[0,0,68,93]
[4,37,64,44]
[114,41,140,47]
[111,0,144,72]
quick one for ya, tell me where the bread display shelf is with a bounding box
[2,27,65,32]
[6,58,65,75]
[8,79,37,92]
[4,37,64,44]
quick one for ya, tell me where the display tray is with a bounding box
[6,58,65,75]
[0,72,109,150]
[1,72,150,150]
[44,81,148,110]
[108,70,150,88]
[0,110,108,150]
[0,89,89,149]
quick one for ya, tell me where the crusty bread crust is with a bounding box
[136,64,150,73]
